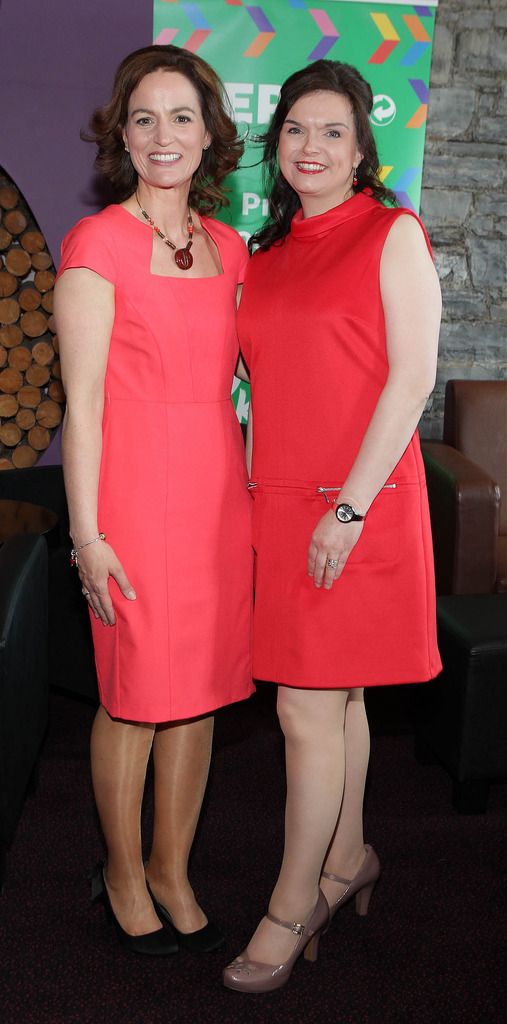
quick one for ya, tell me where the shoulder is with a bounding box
[59,206,122,281]
[381,207,432,260]
[62,206,121,245]
[357,194,432,260]
[202,216,249,280]
[203,216,247,253]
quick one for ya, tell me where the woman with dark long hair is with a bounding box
[223,60,441,994]
[54,45,254,956]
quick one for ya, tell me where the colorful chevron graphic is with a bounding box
[406,78,429,128]
[307,9,340,61]
[391,166,419,210]
[154,3,211,51]
[154,27,180,44]
[378,165,394,183]
[368,13,400,65]
[243,6,276,57]
[180,3,211,51]
[400,14,431,66]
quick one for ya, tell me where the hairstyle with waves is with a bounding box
[83,45,244,214]
[250,60,397,252]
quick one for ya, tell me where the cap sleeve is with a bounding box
[57,214,118,284]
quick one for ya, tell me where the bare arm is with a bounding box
[309,214,442,588]
[235,354,250,383]
[54,268,135,624]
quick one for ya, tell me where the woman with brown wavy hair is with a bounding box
[54,45,254,956]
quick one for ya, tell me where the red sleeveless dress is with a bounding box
[238,192,441,688]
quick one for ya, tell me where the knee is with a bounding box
[277,689,347,744]
[277,693,307,742]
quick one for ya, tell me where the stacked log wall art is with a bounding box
[0,168,65,469]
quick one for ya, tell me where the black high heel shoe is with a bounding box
[90,863,179,956]
[147,884,225,954]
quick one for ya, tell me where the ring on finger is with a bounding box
[327,558,338,569]
[82,587,90,597]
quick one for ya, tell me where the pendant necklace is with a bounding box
[135,192,194,270]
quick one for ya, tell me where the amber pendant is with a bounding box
[174,247,193,270]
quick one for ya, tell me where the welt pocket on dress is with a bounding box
[316,484,397,505]
[344,486,408,567]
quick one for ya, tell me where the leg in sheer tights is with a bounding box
[145,714,214,933]
[90,704,160,935]
[243,686,351,966]
[320,688,371,907]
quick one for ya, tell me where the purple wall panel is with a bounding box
[0,0,152,463]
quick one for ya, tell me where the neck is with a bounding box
[133,182,192,239]
[299,186,354,220]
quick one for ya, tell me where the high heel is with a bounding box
[90,863,179,956]
[147,886,225,954]
[321,844,380,922]
[222,889,329,994]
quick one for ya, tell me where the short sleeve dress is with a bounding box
[238,191,441,689]
[58,204,254,722]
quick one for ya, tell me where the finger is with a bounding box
[323,556,339,590]
[86,594,101,620]
[111,566,136,601]
[307,542,318,577]
[90,587,116,626]
[82,588,100,619]
[333,552,350,580]
[313,553,328,588]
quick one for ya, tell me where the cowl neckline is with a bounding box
[290,190,376,240]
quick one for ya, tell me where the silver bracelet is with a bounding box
[70,532,106,567]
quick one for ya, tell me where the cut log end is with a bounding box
[12,444,38,468]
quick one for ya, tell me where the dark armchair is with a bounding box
[0,534,48,885]
[416,380,507,812]
[0,465,98,702]
[421,379,506,595]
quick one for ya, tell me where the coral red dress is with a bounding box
[59,205,254,722]
[238,191,441,688]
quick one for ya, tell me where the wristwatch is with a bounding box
[334,502,365,524]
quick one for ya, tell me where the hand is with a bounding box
[77,541,136,626]
[307,508,364,590]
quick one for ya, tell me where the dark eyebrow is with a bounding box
[284,118,350,130]
[130,106,196,116]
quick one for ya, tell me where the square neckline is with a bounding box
[115,204,225,281]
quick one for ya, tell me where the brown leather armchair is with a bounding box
[416,380,507,812]
[421,379,506,594]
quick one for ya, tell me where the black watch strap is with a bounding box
[334,502,365,523]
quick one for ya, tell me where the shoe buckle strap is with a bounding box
[321,870,352,885]
[265,910,304,936]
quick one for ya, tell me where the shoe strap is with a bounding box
[321,870,352,885]
[265,910,305,936]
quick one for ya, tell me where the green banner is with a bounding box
[153,0,437,420]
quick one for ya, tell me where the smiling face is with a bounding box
[122,68,211,195]
[277,90,363,216]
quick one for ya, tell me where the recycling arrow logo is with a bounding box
[371,95,397,127]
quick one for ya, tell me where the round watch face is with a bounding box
[335,503,354,523]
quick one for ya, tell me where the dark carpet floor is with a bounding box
[0,684,505,1024]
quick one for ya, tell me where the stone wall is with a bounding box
[419,0,506,437]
